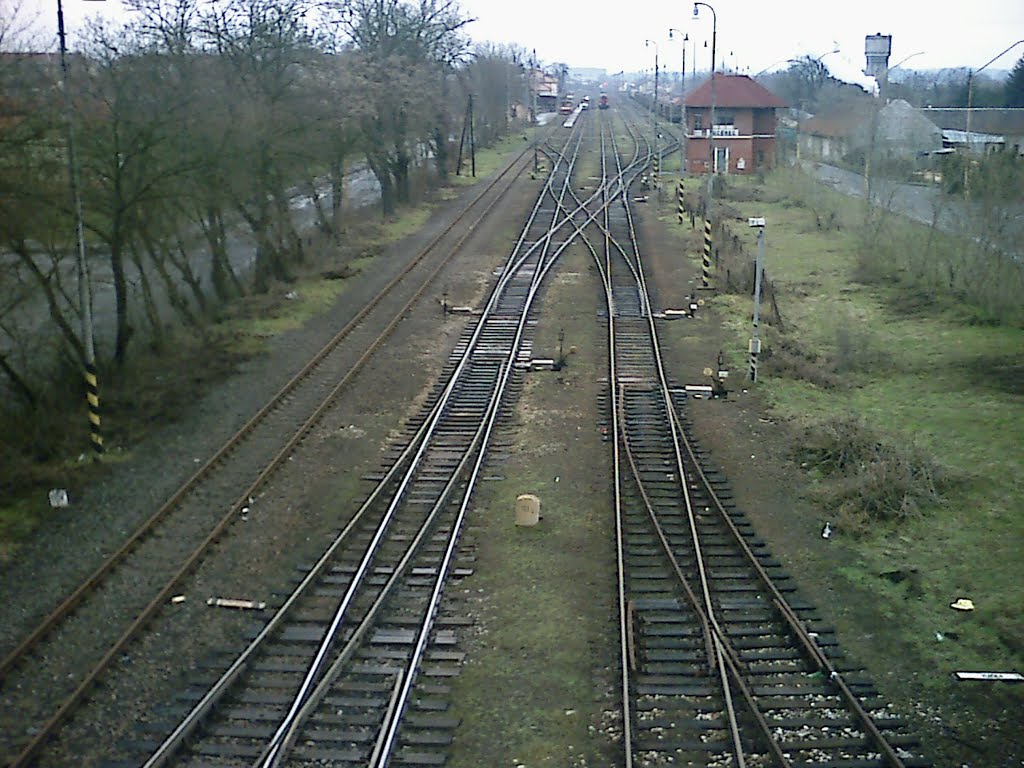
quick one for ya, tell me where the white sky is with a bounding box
[20,0,1024,88]
[460,0,1024,86]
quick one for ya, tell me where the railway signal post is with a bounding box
[701,218,712,288]
[748,216,766,382]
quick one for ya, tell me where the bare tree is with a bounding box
[331,0,471,209]
[199,0,321,291]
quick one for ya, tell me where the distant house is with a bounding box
[920,108,1024,156]
[799,99,942,163]
[683,74,786,175]
[859,99,943,158]
[797,107,862,163]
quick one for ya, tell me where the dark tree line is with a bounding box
[0,0,532,408]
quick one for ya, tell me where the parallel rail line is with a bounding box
[0,144,537,767]
[587,104,929,767]
[124,109,650,767]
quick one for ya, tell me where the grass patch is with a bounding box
[795,414,953,528]
[705,165,1024,703]
[448,238,616,767]
[449,134,527,186]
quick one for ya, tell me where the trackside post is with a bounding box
[748,217,766,382]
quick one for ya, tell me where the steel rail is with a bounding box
[0,145,530,686]
[596,107,753,765]
[615,113,749,762]
[610,101,909,767]
[262,362,507,768]
[625,105,799,763]
[615,383,792,767]
[265,118,600,767]
[670,403,910,767]
[600,110,643,768]
[5,147,536,768]
[144,116,601,767]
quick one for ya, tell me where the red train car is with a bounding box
[598,94,609,110]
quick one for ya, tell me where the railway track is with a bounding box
[4,99,931,767]
[86,110,649,767]
[0,142,541,767]
[583,105,930,767]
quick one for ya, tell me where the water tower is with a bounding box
[863,34,892,78]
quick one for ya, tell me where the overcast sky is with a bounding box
[24,0,1024,88]
[461,0,1024,85]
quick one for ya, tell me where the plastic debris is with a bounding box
[950,598,975,611]
[935,632,945,642]
[821,522,832,539]
[207,597,267,611]
[48,489,69,508]
[171,595,186,604]
[954,671,1024,682]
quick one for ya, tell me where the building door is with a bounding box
[714,146,729,173]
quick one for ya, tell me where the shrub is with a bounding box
[795,415,951,525]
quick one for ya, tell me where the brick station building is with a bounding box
[683,73,786,175]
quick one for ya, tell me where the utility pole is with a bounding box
[646,40,660,188]
[58,0,103,456]
[531,51,539,173]
[748,217,766,382]
[679,33,687,173]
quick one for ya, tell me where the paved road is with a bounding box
[806,160,1023,260]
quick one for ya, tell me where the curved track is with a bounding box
[120,111,652,767]
[586,105,929,768]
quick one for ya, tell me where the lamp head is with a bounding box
[693,4,699,18]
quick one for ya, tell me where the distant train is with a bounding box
[598,94,609,110]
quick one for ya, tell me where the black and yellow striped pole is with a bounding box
[59,0,103,458]
[653,153,660,190]
[677,179,685,224]
[701,217,712,288]
[85,361,103,454]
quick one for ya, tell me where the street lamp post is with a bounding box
[693,2,716,210]
[646,39,660,185]
[669,28,689,173]
[58,0,104,456]
[964,39,1024,197]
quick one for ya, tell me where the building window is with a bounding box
[757,150,765,164]
[694,115,703,131]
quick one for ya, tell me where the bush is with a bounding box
[795,415,951,526]
[762,337,842,389]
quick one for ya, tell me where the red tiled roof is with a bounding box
[684,74,787,109]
